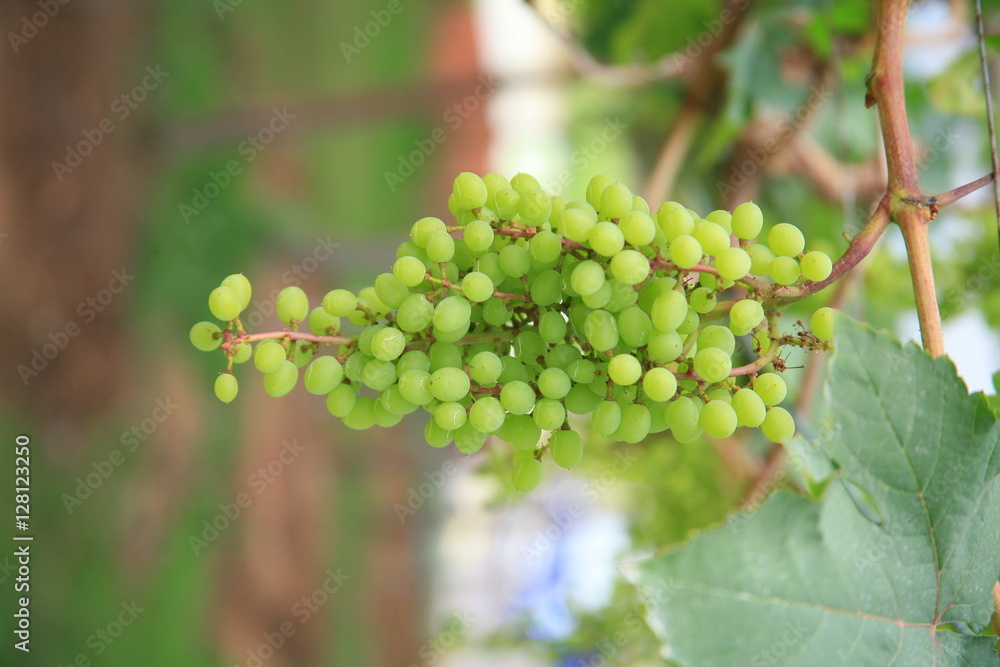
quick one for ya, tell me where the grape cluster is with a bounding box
[191,172,837,491]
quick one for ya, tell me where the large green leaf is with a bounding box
[629,318,1000,666]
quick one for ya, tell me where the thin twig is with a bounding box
[923,172,995,207]
[975,0,1000,255]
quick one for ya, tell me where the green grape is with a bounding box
[656,202,695,240]
[669,235,703,269]
[538,310,568,344]
[482,297,512,325]
[275,286,309,325]
[617,306,652,347]
[463,220,495,253]
[571,260,606,296]
[392,256,427,287]
[700,400,738,439]
[537,367,572,399]
[677,308,700,335]
[461,272,495,302]
[483,172,511,200]
[581,281,612,309]
[429,367,471,402]
[567,359,597,383]
[651,289,688,332]
[562,207,597,242]
[610,249,650,285]
[373,273,408,309]
[599,182,633,220]
[426,230,456,263]
[209,286,243,321]
[729,299,765,336]
[343,396,377,430]
[378,385,418,416]
[512,457,544,492]
[544,344,581,370]
[411,216,446,247]
[529,230,562,264]
[326,383,357,418]
[801,250,833,282]
[761,406,796,442]
[344,352,369,382]
[585,174,614,209]
[715,247,752,281]
[550,430,583,469]
[606,279,638,312]
[434,401,467,430]
[589,221,625,256]
[469,396,505,433]
[252,341,286,373]
[666,396,702,442]
[619,211,656,246]
[214,373,238,403]
[475,252,506,285]
[747,244,776,276]
[592,400,622,436]
[454,422,486,454]
[371,327,406,362]
[510,172,541,195]
[424,418,453,448]
[398,369,433,405]
[263,360,298,398]
[357,324,386,356]
[190,321,222,351]
[693,347,732,383]
[753,329,772,354]
[631,195,650,214]
[769,256,801,285]
[642,367,677,402]
[608,354,642,386]
[304,356,343,395]
[500,415,542,450]
[533,398,566,430]
[323,289,357,316]
[308,307,341,335]
[768,223,805,257]
[584,309,619,351]
[698,325,736,355]
[688,287,717,314]
[514,331,547,365]
[230,343,252,364]
[647,330,683,362]
[614,404,651,443]
[374,396,405,427]
[359,286,389,317]
[811,306,836,341]
[433,295,472,332]
[519,189,552,224]
[291,341,315,368]
[498,356,528,384]
[432,324,468,344]
[529,269,563,307]
[498,244,531,278]
[564,383,601,414]
[493,188,521,220]
[732,202,763,239]
[396,294,434,332]
[221,274,252,310]
[467,351,500,385]
[732,388,766,427]
[362,358,397,392]
[705,209,733,233]
[693,220,730,256]
[754,373,787,406]
[453,172,488,210]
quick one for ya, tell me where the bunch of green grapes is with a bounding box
[191,172,838,491]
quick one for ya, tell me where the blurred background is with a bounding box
[1,0,998,665]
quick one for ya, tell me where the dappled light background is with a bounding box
[2,0,999,666]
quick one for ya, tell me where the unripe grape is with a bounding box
[374,273,409,309]
[589,222,625,257]
[371,327,406,361]
[538,310,568,344]
[586,174,614,209]
[454,422,486,455]
[614,404,651,444]
[729,299,765,336]
[230,343,252,364]
[392,257,427,288]
[689,287,717,314]
[564,383,601,414]
[190,321,222,351]
[483,172,510,200]
[769,256,801,285]
[304,356,344,395]
[411,216,446,247]
[276,286,309,325]
[529,231,563,264]
[221,274,252,310]
[482,297,512,326]
[647,331,683,362]
[669,235,703,269]
[599,182,633,220]
[650,289,688,332]
[700,400,738,439]
[433,295,472,332]
[693,220,730,256]
[617,306,652,347]
[326,383,357,418]
[584,309,619,351]
[308,307,341,335]
[344,396,377,430]
[498,244,531,278]
[581,281,612,309]
[761,406,796,442]
[715,247,752,281]
[732,202,763,239]
[519,188,552,224]
[429,367,471,402]
[801,250,833,282]
[253,341,286,373]
[323,288,358,316]
[811,306,836,341]
[461,271,495,302]
[732,388,766,427]
[632,195,650,214]
[533,398,566,430]
[656,202,695,240]
[571,260,606,296]
[704,209,733,233]
[434,401,467,430]
[463,219,495,253]
[550,430,583,469]
[423,418,453,448]
[610,249,650,285]
[510,172,542,196]
[263,360,298,397]
[666,396,702,442]
[469,397,505,433]
[677,308,700,335]
[768,223,805,257]
[453,172,488,210]
[642,367,677,402]
[426,230,456,263]
[500,381,535,415]
[209,286,243,321]
[693,347,732,383]
[747,243,776,276]
[538,367,572,399]
[362,358,397,392]
[214,373,238,403]
[512,457,544,491]
[562,207,597,242]
[608,354,642,386]
[396,293,434,332]
[698,325,736,355]
[754,373,787,406]
[398,369,433,405]
[619,210,656,246]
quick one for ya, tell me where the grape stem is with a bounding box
[425,273,530,302]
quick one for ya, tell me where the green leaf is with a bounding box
[629,318,1000,665]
